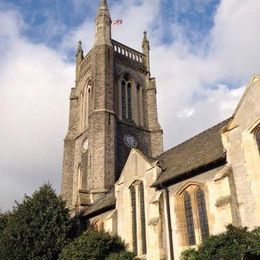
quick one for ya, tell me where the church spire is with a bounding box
[99,0,109,13]
[95,0,112,46]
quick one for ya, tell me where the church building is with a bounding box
[61,1,260,259]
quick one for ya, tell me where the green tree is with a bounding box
[0,212,9,235]
[105,251,135,260]
[0,184,71,260]
[59,228,134,260]
[181,225,260,260]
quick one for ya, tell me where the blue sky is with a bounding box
[0,0,260,211]
[1,0,220,53]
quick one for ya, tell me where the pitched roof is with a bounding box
[152,118,232,187]
[82,188,116,218]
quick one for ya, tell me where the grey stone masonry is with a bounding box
[61,0,163,211]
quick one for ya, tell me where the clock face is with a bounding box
[82,139,89,153]
[123,134,138,148]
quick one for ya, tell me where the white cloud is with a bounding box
[0,10,74,211]
[1,0,260,210]
[152,0,260,148]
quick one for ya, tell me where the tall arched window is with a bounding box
[79,80,91,131]
[77,165,82,190]
[121,75,132,121]
[129,181,147,256]
[79,92,84,131]
[127,82,132,120]
[196,188,209,241]
[130,185,137,255]
[256,128,260,154]
[184,192,196,245]
[177,184,210,247]
[139,182,147,255]
[121,80,126,119]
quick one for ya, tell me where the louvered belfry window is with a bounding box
[121,80,126,119]
[184,192,196,245]
[127,82,132,120]
[196,188,209,240]
[130,185,137,255]
[121,75,132,121]
[139,182,147,254]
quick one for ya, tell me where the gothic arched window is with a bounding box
[77,165,82,190]
[139,182,147,254]
[127,82,132,120]
[196,188,209,241]
[256,128,260,154]
[184,192,196,245]
[121,75,132,121]
[129,181,147,256]
[130,185,137,255]
[121,80,126,119]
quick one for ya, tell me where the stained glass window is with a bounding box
[139,182,147,254]
[196,188,209,241]
[130,185,137,255]
[184,192,196,245]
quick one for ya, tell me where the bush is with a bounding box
[180,225,260,260]
[59,228,132,260]
[0,184,71,260]
[180,248,199,260]
[105,251,135,260]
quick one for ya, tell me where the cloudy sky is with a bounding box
[0,0,260,211]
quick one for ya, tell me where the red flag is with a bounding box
[112,19,123,26]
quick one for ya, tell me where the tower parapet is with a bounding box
[61,0,163,211]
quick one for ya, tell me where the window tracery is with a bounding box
[119,74,143,125]
[177,183,210,246]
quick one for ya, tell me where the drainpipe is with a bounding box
[162,185,174,260]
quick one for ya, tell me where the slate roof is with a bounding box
[152,118,232,187]
[82,118,232,217]
[82,188,116,218]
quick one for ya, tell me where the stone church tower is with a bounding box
[61,0,163,211]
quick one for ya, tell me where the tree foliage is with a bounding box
[0,212,9,236]
[59,228,134,260]
[181,225,260,260]
[0,184,71,260]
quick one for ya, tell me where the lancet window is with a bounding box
[184,192,196,245]
[178,184,209,246]
[196,188,209,241]
[130,185,137,255]
[121,76,132,120]
[119,74,143,125]
[79,80,91,131]
[139,182,147,254]
[77,164,82,190]
[129,181,147,256]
